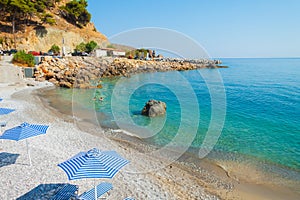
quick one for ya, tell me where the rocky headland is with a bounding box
[33,57,227,88]
[0,0,108,52]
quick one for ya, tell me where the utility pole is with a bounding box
[62,37,64,57]
[12,14,16,49]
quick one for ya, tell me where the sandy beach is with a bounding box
[1,56,299,200]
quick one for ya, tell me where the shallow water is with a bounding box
[41,58,300,184]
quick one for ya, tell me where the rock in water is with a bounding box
[141,100,166,117]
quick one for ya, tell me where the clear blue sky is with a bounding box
[87,0,300,58]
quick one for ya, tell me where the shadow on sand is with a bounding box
[0,152,20,168]
[17,183,77,200]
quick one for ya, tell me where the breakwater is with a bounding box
[34,57,226,88]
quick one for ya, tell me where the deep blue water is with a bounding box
[47,58,300,173]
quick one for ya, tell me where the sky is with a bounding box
[87,0,300,58]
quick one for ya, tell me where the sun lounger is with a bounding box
[0,121,6,127]
[79,182,113,200]
[51,184,79,200]
[0,121,6,143]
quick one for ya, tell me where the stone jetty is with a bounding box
[34,57,226,88]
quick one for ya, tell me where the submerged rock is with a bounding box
[141,99,167,117]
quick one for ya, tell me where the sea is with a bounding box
[41,58,300,185]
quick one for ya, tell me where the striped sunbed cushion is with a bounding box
[51,184,78,200]
[79,182,113,200]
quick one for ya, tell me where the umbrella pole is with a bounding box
[0,126,2,143]
[26,139,32,166]
[94,179,97,200]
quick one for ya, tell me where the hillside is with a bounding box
[0,0,108,53]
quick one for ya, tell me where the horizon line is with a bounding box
[212,57,300,59]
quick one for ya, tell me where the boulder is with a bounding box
[45,71,55,79]
[141,100,166,117]
[59,81,72,88]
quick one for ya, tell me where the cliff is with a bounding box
[0,1,108,53]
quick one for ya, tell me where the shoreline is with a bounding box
[1,58,299,199]
[1,59,221,199]
[37,86,300,200]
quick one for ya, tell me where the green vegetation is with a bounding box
[41,13,56,25]
[34,0,60,12]
[126,48,149,58]
[75,42,86,52]
[0,0,61,47]
[12,50,35,67]
[60,0,91,28]
[85,41,97,53]
[106,44,115,49]
[75,41,98,53]
[0,0,60,26]
[49,44,60,54]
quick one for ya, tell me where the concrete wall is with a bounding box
[112,51,125,56]
[95,49,107,57]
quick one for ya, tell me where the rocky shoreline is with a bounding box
[33,57,227,88]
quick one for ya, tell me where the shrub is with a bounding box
[75,42,86,52]
[106,44,115,49]
[41,13,56,25]
[86,41,97,53]
[13,50,35,67]
[75,41,98,53]
[126,49,149,58]
[50,44,60,54]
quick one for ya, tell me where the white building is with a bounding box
[94,48,126,57]
[95,49,108,57]
[112,50,126,57]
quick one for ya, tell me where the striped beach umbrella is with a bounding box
[0,107,15,115]
[58,148,129,199]
[0,122,49,166]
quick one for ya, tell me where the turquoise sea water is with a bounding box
[46,58,300,175]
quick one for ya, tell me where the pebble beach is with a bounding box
[1,56,299,200]
[0,56,222,199]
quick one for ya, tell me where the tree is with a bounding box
[60,0,91,28]
[74,41,98,53]
[13,50,35,67]
[41,13,56,25]
[0,0,59,35]
[3,0,37,47]
[75,42,86,52]
[85,41,97,53]
[0,0,9,17]
[50,44,60,54]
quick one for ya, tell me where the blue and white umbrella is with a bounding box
[0,107,15,115]
[0,122,49,166]
[58,148,129,199]
[0,98,3,102]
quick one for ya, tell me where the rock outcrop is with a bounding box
[102,58,226,77]
[141,100,167,117]
[0,1,108,52]
[33,57,226,88]
[34,56,112,88]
